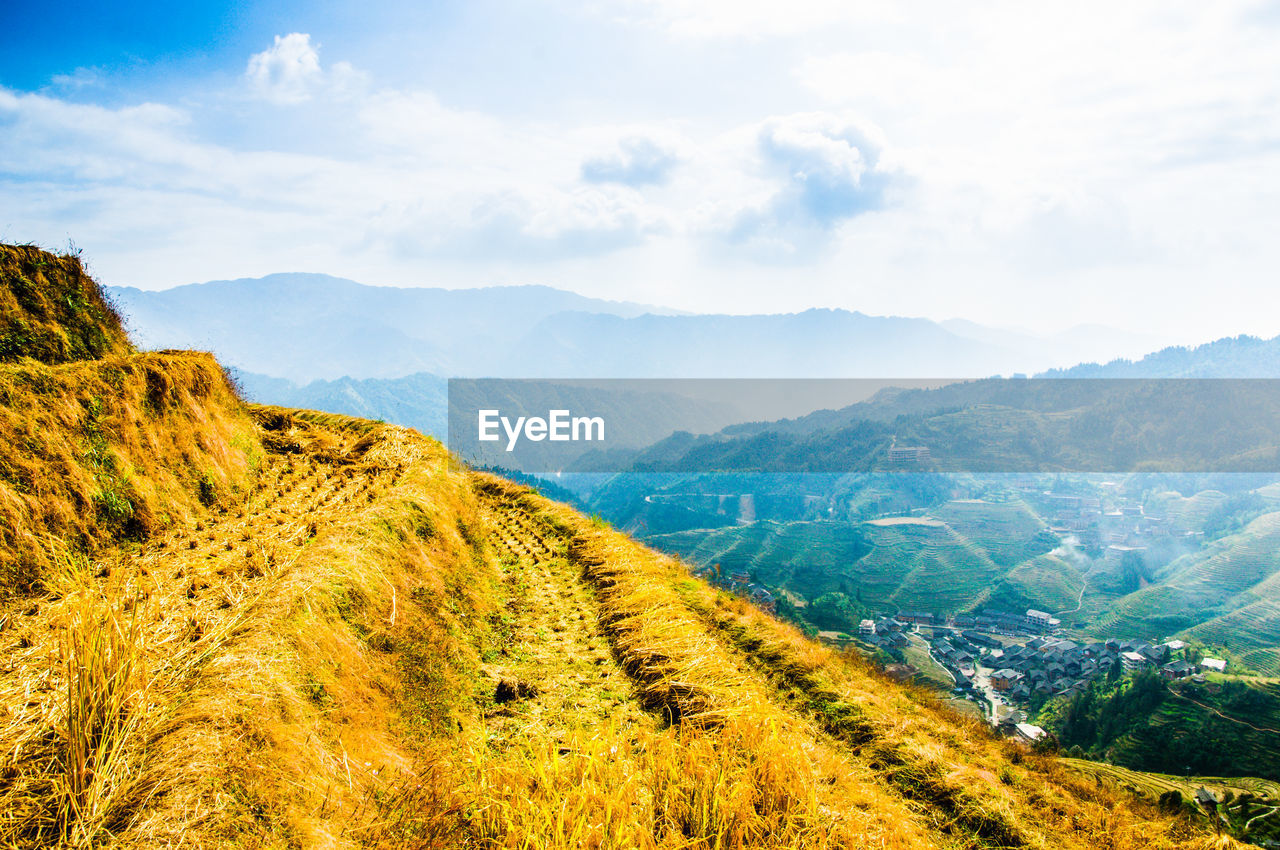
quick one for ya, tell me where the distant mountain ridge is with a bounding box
[513,309,1007,378]
[110,273,682,383]
[1040,334,1280,378]
[108,272,1169,385]
[233,370,449,437]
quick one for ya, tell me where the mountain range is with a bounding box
[110,273,1171,384]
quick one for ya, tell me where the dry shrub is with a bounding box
[0,352,261,594]
[0,243,132,366]
[0,554,153,846]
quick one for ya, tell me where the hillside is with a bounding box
[644,497,1063,623]
[1060,759,1280,847]
[1,244,132,364]
[1042,335,1280,378]
[1041,671,1280,781]
[1094,512,1280,670]
[0,244,1239,847]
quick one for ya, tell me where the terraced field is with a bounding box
[1061,757,1280,802]
[3,241,1244,849]
[478,497,656,750]
[1147,489,1230,530]
[857,521,1005,611]
[645,519,869,596]
[987,550,1088,615]
[1083,678,1280,782]
[0,407,432,845]
[1186,570,1280,674]
[930,498,1049,567]
[1241,648,1280,677]
[648,499,1067,616]
[1060,758,1280,846]
[1096,511,1280,641]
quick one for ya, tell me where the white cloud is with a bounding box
[707,113,904,261]
[581,137,679,186]
[245,33,367,104]
[49,67,105,91]
[246,33,320,103]
[5,4,1280,342]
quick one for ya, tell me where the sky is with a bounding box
[2,0,1279,342]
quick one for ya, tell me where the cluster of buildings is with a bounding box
[935,633,1227,707]
[953,607,1061,634]
[707,568,779,613]
[887,445,931,464]
[857,616,911,649]
[848,603,1233,722]
[1029,489,1202,554]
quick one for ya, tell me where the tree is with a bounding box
[1157,790,1183,814]
[1119,550,1150,594]
[1032,732,1061,755]
[808,592,864,633]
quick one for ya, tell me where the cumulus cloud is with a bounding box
[722,113,901,260]
[245,33,366,104]
[758,114,893,223]
[581,137,679,186]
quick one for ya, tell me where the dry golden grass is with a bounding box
[0,403,497,847]
[0,396,1246,849]
[0,351,260,593]
[0,243,132,366]
[469,474,1245,850]
[0,243,1250,847]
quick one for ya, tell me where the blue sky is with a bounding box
[3,1,1279,343]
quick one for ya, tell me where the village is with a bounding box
[698,482,1231,745]
[855,606,1226,742]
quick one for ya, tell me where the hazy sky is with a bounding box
[2,1,1278,340]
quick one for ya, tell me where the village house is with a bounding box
[1015,723,1047,743]
[1161,660,1196,679]
[875,616,904,633]
[1121,651,1149,671]
[749,586,776,613]
[1025,609,1054,631]
[888,445,931,463]
[990,669,1022,691]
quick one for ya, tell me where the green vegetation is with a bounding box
[645,497,1064,629]
[1060,758,1280,847]
[1097,511,1280,644]
[1040,670,1280,780]
[806,591,868,633]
